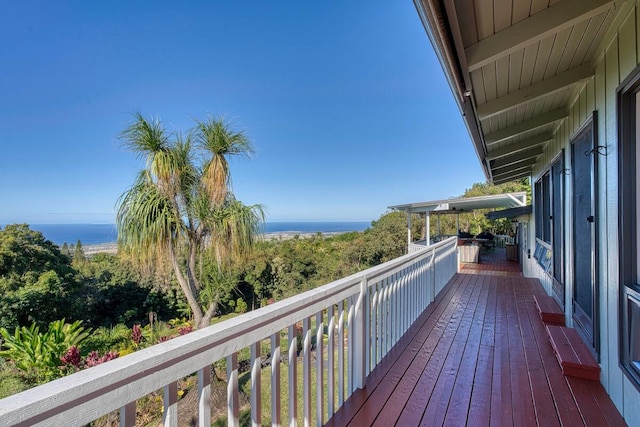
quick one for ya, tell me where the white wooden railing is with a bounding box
[409,242,427,253]
[0,237,458,427]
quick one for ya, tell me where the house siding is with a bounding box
[527,2,640,423]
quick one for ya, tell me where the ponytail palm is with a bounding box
[117,113,263,329]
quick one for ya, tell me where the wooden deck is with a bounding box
[326,249,626,426]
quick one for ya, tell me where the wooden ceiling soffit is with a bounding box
[486,134,553,160]
[493,171,532,185]
[491,156,539,173]
[485,108,568,145]
[465,0,614,72]
[477,64,593,119]
[490,147,543,169]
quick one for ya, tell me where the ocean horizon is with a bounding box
[14,221,372,246]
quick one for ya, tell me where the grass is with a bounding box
[0,366,29,399]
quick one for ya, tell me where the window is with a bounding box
[618,64,640,390]
[534,172,551,243]
[535,179,543,240]
[628,294,640,375]
[551,153,565,285]
[541,172,551,243]
[534,170,553,274]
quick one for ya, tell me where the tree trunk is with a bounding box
[169,245,205,328]
[199,300,218,329]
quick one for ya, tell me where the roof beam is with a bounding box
[490,147,543,169]
[465,0,614,71]
[506,193,527,206]
[492,156,539,173]
[492,164,533,180]
[485,108,568,145]
[493,171,532,185]
[486,133,553,160]
[490,145,544,169]
[477,64,593,119]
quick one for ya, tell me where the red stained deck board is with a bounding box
[512,281,562,427]
[442,276,491,426]
[546,325,600,381]
[490,277,513,427]
[366,275,476,426]
[326,271,471,427]
[505,277,537,426]
[572,376,628,426]
[534,294,565,325]
[522,288,585,426]
[467,275,497,426]
[326,250,626,427]
[567,376,617,426]
[392,275,481,427]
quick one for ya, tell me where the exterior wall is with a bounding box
[529,1,640,422]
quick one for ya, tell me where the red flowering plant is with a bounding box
[85,350,119,367]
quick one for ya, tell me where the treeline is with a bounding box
[0,213,411,394]
[0,178,530,333]
[0,212,414,333]
[0,224,181,331]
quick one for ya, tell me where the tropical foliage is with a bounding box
[116,113,264,329]
[0,319,89,383]
[0,224,81,329]
[0,225,179,331]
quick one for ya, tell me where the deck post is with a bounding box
[120,402,135,427]
[227,353,240,427]
[287,325,298,427]
[198,365,211,427]
[407,209,412,248]
[250,342,262,427]
[425,213,430,245]
[353,277,368,389]
[271,333,281,427]
[163,382,178,427]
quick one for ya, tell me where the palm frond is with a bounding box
[208,195,265,266]
[193,116,254,205]
[116,174,185,269]
[119,113,170,161]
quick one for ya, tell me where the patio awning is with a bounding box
[388,192,527,215]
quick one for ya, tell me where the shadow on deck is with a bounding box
[326,248,626,426]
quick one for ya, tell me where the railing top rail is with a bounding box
[364,237,456,283]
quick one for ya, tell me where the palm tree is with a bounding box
[117,113,264,329]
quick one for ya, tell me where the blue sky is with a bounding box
[0,1,484,225]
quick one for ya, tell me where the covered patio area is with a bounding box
[326,249,626,426]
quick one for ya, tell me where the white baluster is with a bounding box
[198,365,211,427]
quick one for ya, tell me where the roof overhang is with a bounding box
[413,0,627,183]
[389,192,527,215]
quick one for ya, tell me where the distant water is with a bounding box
[20,222,371,246]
